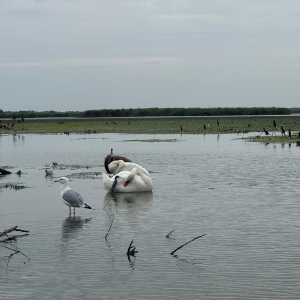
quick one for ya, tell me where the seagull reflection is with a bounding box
[61,216,92,241]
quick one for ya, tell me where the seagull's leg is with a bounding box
[69,207,71,216]
[73,207,75,216]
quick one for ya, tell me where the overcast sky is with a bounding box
[0,0,299,112]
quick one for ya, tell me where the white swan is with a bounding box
[55,177,92,215]
[103,167,153,193]
[107,160,150,177]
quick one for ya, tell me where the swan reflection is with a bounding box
[103,192,153,212]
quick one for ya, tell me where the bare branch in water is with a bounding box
[105,213,114,240]
[170,234,207,255]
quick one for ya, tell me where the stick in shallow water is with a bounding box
[105,213,114,240]
[170,234,207,255]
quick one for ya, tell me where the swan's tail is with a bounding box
[83,203,92,209]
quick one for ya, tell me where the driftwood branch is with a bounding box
[0,226,18,237]
[0,226,30,261]
[166,229,175,238]
[170,234,207,255]
[105,213,114,240]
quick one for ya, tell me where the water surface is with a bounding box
[1,133,300,299]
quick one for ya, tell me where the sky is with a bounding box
[0,0,299,112]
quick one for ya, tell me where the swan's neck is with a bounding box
[126,167,139,181]
[115,160,125,174]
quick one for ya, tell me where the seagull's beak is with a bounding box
[54,180,59,183]
[111,175,119,192]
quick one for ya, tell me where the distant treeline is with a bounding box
[83,107,291,117]
[0,107,293,119]
[0,110,82,119]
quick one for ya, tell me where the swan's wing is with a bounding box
[62,189,84,207]
[133,163,150,177]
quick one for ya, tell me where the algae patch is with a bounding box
[0,182,29,191]
[67,172,102,179]
[51,164,102,170]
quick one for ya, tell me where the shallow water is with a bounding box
[1,133,300,299]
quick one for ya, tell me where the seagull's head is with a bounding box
[54,177,69,185]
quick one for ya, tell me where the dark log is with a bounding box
[0,168,12,175]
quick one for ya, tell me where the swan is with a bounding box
[104,154,131,173]
[103,167,153,193]
[107,160,150,177]
[55,177,92,215]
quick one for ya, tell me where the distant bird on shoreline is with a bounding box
[263,128,270,135]
[280,126,286,136]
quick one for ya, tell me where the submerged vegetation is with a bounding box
[0,182,28,191]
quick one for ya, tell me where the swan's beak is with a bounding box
[124,180,130,187]
[111,175,119,192]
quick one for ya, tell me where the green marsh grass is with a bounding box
[1,116,300,143]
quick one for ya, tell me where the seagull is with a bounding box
[54,177,92,216]
[45,169,53,176]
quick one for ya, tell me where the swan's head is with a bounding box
[104,154,131,174]
[54,177,69,185]
[124,167,138,186]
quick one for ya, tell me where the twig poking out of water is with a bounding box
[170,234,207,255]
[166,229,175,238]
[105,213,114,240]
[126,239,137,256]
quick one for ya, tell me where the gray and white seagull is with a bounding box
[55,177,92,216]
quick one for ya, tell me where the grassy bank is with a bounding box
[1,115,300,143]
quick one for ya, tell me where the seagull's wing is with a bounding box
[62,189,84,207]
